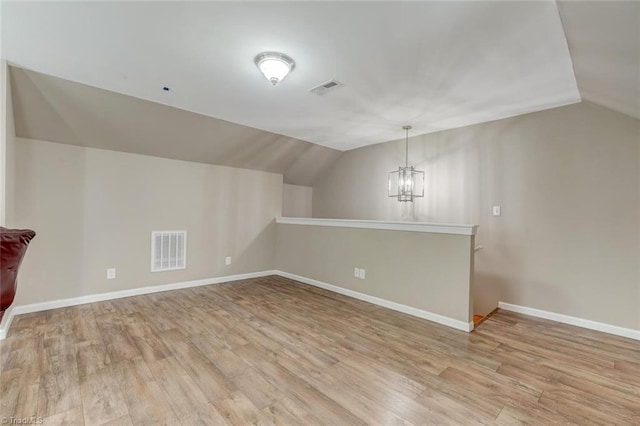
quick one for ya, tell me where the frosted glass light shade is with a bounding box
[255,52,295,86]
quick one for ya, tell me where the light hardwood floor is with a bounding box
[1,275,639,425]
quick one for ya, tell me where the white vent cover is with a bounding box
[309,79,343,95]
[151,231,187,272]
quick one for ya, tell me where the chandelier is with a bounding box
[388,125,424,202]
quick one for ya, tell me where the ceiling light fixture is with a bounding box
[388,125,424,202]
[254,51,295,86]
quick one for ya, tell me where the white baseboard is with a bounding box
[1,268,474,338]
[498,301,640,341]
[0,306,15,340]
[5,273,637,341]
[0,270,277,340]
[275,270,474,332]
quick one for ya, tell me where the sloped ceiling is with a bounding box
[3,1,639,185]
[10,67,341,186]
[557,1,640,119]
[2,1,581,150]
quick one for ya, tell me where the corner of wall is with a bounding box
[0,59,9,226]
[0,60,17,227]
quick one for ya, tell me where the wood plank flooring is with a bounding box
[1,275,639,425]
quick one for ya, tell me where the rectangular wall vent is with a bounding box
[309,79,343,95]
[151,230,187,272]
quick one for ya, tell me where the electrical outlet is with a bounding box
[106,268,116,279]
[492,205,501,216]
[360,269,366,279]
[225,256,232,266]
[354,267,360,278]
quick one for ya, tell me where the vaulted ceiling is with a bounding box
[9,67,340,186]
[556,1,639,119]
[2,1,638,184]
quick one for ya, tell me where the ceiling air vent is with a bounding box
[309,79,343,95]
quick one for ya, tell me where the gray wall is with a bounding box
[313,102,640,330]
[282,184,313,218]
[12,138,282,306]
[276,223,474,325]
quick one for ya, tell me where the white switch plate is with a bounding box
[106,268,116,279]
[360,269,366,279]
[225,256,232,265]
[354,267,360,278]
[492,205,501,216]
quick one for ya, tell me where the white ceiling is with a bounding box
[1,1,583,151]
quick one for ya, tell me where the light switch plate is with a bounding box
[225,256,232,265]
[492,205,501,216]
[106,268,116,279]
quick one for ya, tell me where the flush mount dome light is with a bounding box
[254,51,295,86]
